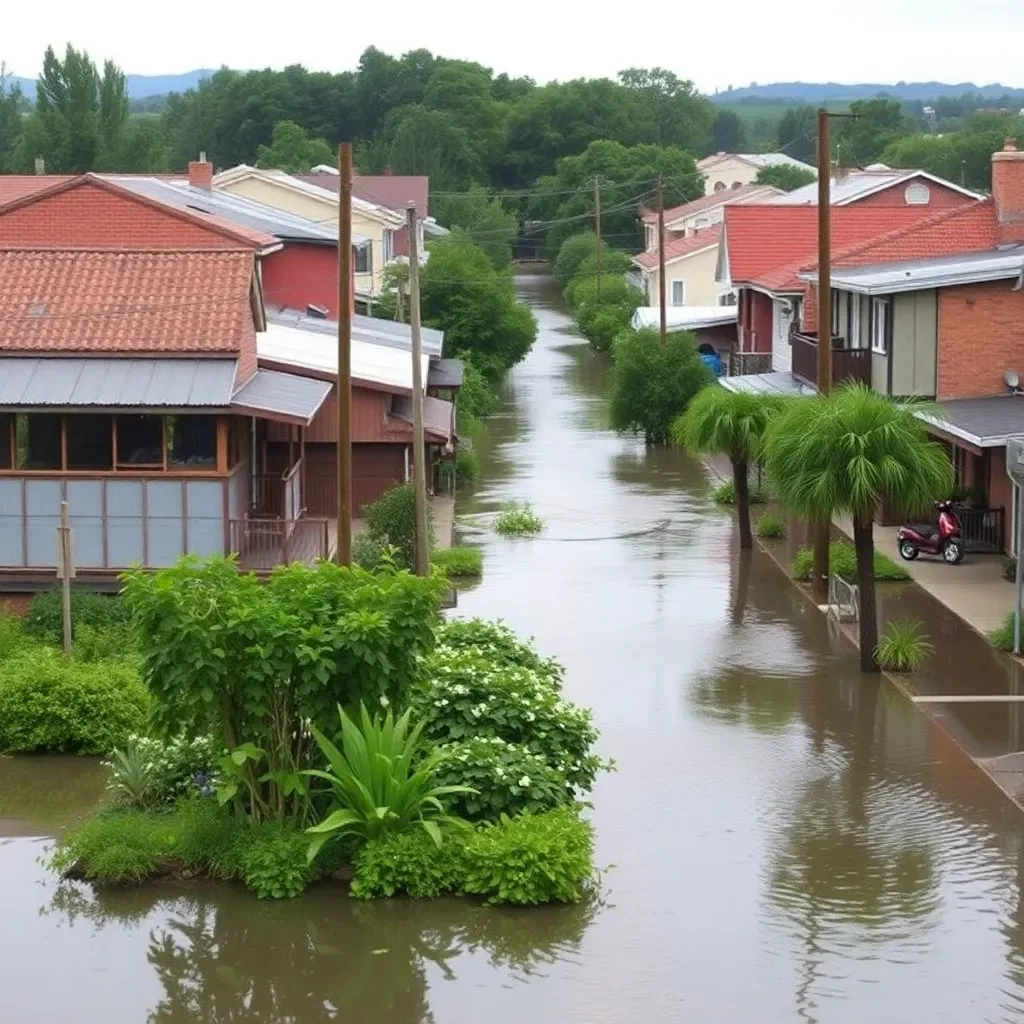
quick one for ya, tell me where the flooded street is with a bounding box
[3,273,1024,1022]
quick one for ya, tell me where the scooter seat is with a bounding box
[908,523,936,538]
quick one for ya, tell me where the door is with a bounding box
[772,300,792,372]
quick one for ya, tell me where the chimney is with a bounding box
[993,138,1024,244]
[188,151,213,190]
[34,156,45,175]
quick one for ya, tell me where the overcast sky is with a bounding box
[4,0,1023,92]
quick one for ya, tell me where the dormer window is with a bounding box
[905,182,931,205]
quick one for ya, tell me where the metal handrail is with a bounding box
[827,573,860,623]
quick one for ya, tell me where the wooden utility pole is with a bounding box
[593,176,603,298]
[406,204,430,577]
[657,173,667,346]
[336,142,353,565]
[812,109,832,604]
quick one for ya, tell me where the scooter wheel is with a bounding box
[899,540,919,561]
[942,539,965,565]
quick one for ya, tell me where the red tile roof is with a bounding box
[296,173,429,218]
[0,176,73,205]
[724,205,952,292]
[632,225,722,270]
[0,248,256,354]
[641,184,775,226]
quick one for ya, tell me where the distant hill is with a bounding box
[713,81,1024,104]
[9,69,216,100]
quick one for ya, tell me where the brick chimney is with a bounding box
[993,138,1024,244]
[188,151,213,190]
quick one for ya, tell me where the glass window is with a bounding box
[66,415,113,471]
[167,415,217,469]
[353,242,371,274]
[117,414,164,467]
[16,414,62,469]
[871,298,891,355]
[0,414,11,469]
[671,280,685,306]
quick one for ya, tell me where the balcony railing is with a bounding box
[790,332,871,389]
[728,351,772,377]
[959,506,1005,554]
[229,517,330,571]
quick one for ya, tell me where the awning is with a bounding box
[391,394,454,443]
[0,357,236,409]
[631,305,738,333]
[917,396,1024,449]
[428,358,464,389]
[231,369,332,427]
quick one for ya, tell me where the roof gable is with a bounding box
[770,168,984,206]
[641,184,781,227]
[632,225,722,270]
[297,172,429,219]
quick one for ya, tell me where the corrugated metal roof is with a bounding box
[231,369,331,426]
[719,372,814,397]
[0,357,236,408]
[391,394,454,441]
[631,306,738,331]
[428,358,464,389]
[265,307,444,358]
[919,397,1024,448]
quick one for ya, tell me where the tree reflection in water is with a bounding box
[45,880,600,1024]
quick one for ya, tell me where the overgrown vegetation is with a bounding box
[431,546,484,579]
[495,502,545,536]
[362,482,433,568]
[756,513,786,539]
[989,613,1020,653]
[712,479,768,506]
[791,541,910,583]
[874,619,934,672]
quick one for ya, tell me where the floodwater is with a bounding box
[4,274,1024,1023]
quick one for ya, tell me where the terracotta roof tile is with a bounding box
[0,248,256,354]
[0,175,73,205]
[641,184,776,226]
[632,225,722,270]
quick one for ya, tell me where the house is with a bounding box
[697,152,817,195]
[638,184,780,250]
[212,165,407,311]
[631,226,728,308]
[767,165,983,209]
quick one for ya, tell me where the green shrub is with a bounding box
[756,513,786,539]
[0,612,34,659]
[434,737,569,820]
[237,824,314,900]
[0,648,149,754]
[105,734,221,809]
[1004,557,1017,583]
[352,532,390,571]
[495,502,544,536]
[50,810,172,884]
[74,622,139,663]
[712,479,768,506]
[791,541,909,582]
[23,589,133,645]
[435,619,564,684]
[462,808,595,905]
[431,546,483,579]
[875,618,934,672]
[172,799,244,877]
[553,231,600,286]
[990,613,1019,653]
[455,355,498,421]
[455,444,481,484]
[351,828,467,900]
[363,483,434,567]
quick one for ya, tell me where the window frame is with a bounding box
[871,297,891,356]
[671,280,686,306]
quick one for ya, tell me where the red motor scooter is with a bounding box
[896,500,965,564]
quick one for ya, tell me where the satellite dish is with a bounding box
[1006,369,1021,391]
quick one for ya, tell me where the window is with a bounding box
[66,415,113,470]
[167,415,217,469]
[871,297,891,355]
[694,216,710,230]
[731,181,743,190]
[671,280,685,306]
[0,415,11,469]
[16,414,61,469]
[117,414,164,467]
[850,294,862,349]
[905,182,931,205]
[719,291,737,306]
[383,230,395,265]
[353,241,371,275]
[713,181,727,192]
[830,290,841,337]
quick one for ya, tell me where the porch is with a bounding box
[790,331,871,390]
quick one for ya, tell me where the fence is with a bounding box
[228,517,330,571]
[827,573,860,624]
[958,507,1005,554]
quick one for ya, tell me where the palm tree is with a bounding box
[673,386,785,549]
[763,384,951,671]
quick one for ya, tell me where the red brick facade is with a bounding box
[993,143,1024,244]
[262,245,340,318]
[739,289,773,352]
[846,179,975,210]
[936,281,1024,399]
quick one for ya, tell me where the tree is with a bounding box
[0,64,24,172]
[710,109,745,153]
[422,62,505,175]
[879,129,1004,191]
[763,385,951,671]
[256,120,334,171]
[29,44,102,172]
[432,186,518,268]
[776,106,817,165]
[419,236,536,380]
[618,67,714,152]
[610,329,713,444]
[553,232,601,286]
[672,387,785,549]
[755,164,817,191]
[835,98,910,166]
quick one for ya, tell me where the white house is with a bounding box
[697,152,817,195]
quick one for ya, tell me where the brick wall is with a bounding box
[0,182,242,248]
[850,180,975,210]
[937,281,1024,399]
[261,244,340,318]
[993,146,1024,245]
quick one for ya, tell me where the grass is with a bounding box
[990,613,1020,653]
[495,503,544,537]
[874,619,934,672]
[712,479,768,506]
[791,541,910,583]
[756,513,786,539]
[431,546,483,579]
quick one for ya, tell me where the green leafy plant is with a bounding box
[756,513,786,539]
[0,647,149,754]
[1004,556,1017,583]
[104,740,156,809]
[436,619,565,684]
[462,808,595,905]
[50,810,174,885]
[455,444,481,484]
[351,828,467,900]
[989,613,1019,653]
[105,733,220,809]
[791,541,909,583]
[433,737,569,820]
[304,703,473,860]
[431,545,484,579]
[23,589,133,645]
[874,619,935,672]
[236,824,314,899]
[363,483,434,568]
[712,479,768,506]
[495,502,544,536]
[352,532,390,571]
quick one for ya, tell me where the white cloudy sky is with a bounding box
[4,0,1023,91]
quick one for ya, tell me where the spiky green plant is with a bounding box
[756,513,786,539]
[763,384,951,671]
[874,619,934,672]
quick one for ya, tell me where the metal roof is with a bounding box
[631,305,738,332]
[109,177,369,247]
[231,369,332,426]
[0,357,236,409]
[265,307,444,358]
[918,396,1024,448]
[719,371,815,397]
[768,169,982,206]
[391,394,454,442]
[802,247,1024,295]
[428,358,464,389]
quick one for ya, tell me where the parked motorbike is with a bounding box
[896,501,965,564]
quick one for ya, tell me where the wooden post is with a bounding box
[336,142,353,565]
[657,174,667,346]
[58,500,72,654]
[812,109,832,604]
[407,204,430,577]
[594,175,602,299]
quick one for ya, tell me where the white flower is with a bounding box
[379,694,390,707]
[518,775,531,787]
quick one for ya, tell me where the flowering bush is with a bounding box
[434,619,564,685]
[434,737,569,820]
[104,734,221,809]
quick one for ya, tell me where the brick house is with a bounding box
[766,166,983,209]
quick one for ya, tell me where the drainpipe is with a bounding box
[404,445,411,483]
[250,417,257,512]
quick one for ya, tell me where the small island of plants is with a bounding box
[32,557,606,906]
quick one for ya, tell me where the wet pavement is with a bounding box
[3,273,1024,1023]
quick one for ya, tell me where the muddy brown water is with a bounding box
[3,274,1024,1023]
